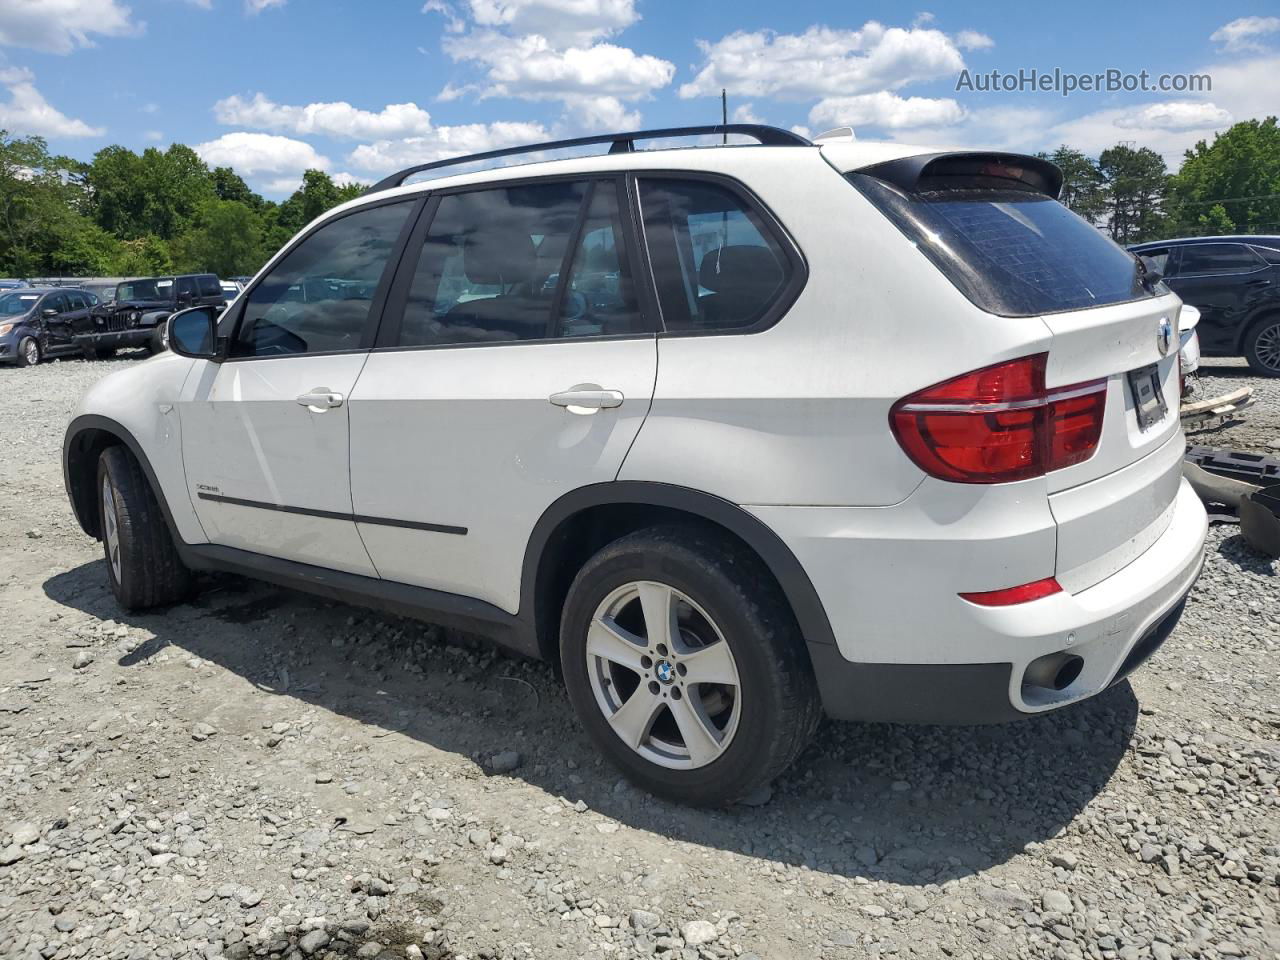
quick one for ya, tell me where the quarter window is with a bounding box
[1177,243,1264,276]
[637,178,792,333]
[396,179,643,347]
[198,275,223,297]
[231,201,413,358]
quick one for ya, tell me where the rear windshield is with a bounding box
[848,174,1151,316]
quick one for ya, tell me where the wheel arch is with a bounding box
[520,482,837,667]
[64,415,181,541]
[1238,306,1280,354]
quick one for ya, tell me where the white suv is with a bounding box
[63,125,1207,805]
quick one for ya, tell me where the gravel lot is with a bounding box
[1,352,1277,960]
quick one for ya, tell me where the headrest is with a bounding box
[698,245,784,294]
[462,230,536,286]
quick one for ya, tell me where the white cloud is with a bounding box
[215,93,436,140]
[194,131,329,177]
[1114,101,1232,131]
[0,67,103,137]
[679,23,968,100]
[879,105,1057,153]
[1210,16,1280,53]
[444,31,673,102]
[143,129,163,141]
[451,0,639,46]
[561,94,640,130]
[346,120,550,173]
[245,0,286,13]
[810,91,965,130]
[955,29,994,51]
[732,102,763,124]
[0,0,138,54]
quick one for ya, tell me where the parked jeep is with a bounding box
[76,274,225,358]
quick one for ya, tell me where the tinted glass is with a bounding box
[232,201,412,358]
[67,293,87,310]
[0,293,39,316]
[557,182,643,338]
[638,178,790,332]
[1136,248,1171,276]
[45,294,68,313]
[850,175,1149,316]
[1177,243,1263,275]
[398,181,589,346]
[198,275,223,297]
[176,277,197,300]
[1253,244,1280,265]
[118,278,173,301]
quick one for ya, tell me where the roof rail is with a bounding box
[364,123,813,195]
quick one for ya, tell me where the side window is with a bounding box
[556,181,644,338]
[1177,243,1264,276]
[1137,248,1170,277]
[232,201,413,358]
[45,293,68,314]
[67,292,87,311]
[638,178,793,333]
[198,275,222,297]
[176,277,197,301]
[398,181,588,347]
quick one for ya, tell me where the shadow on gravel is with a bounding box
[1216,533,1278,576]
[45,559,1137,887]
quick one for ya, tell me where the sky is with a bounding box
[0,0,1277,198]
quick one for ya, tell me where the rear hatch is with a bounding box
[843,151,1184,589]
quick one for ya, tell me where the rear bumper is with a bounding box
[754,478,1207,723]
[74,329,152,350]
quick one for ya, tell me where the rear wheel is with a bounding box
[1244,315,1280,377]
[560,525,819,806]
[15,335,40,367]
[97,446,194,610]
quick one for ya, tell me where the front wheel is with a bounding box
[560,526,820,806]
[97,446,194,610]
[15,335,40,367]
[147,325,168,355]
[1244,315,1280,377]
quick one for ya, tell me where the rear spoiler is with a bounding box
[855,152,1063,200]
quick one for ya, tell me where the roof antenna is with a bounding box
[721,89,727,143]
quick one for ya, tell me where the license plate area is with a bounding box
[1127,363,1167,431]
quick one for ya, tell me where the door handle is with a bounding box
[549,386,624,414]
[296,388,344,412]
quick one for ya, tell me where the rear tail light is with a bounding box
[890,354,1106,483]
[960,576,1063,606]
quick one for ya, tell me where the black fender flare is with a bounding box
[63,414,186,543]
[518,481,837,649]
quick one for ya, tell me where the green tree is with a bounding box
[1039,146,1108,224]
[86,143,216,242]
[174,198,265,277]
[1165,117,1280,235]
[1098,145,1168,244]
[210,166,263,209]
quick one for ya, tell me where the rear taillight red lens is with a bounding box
[890,354,1106,484]
[959,576,1063,606]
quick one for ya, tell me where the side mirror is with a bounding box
[168,306,219,360]
[42,307,58,318]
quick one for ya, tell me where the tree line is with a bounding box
[0,133,365,279]
[2,116,1278,280]
[1039,117,1280,244]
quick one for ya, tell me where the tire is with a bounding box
[1243,315,1280,377]
[560,525,820,806]
[147,325,168,355]
[97,446,194,610]
[81,346,116,361]
[15,335,40,367]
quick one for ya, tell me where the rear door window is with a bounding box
[850,174,1151,316]
[198,275,223,297]
[1176,243,1265,276]
[637,178,795,333]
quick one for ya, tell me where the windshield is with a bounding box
[0,292,39,316]
[116,278,174,301]
[848,175,1150,316]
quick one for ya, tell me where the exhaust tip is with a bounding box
[1023,652,1084,692]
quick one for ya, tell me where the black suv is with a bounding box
[77,274,225,358]
[1130,236,1280,376]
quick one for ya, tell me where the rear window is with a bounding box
[849,174,1150,316]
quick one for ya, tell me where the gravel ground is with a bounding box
[0,352,1277,960]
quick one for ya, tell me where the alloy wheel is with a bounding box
[102,475,122,584]
[585,580,741,770]
[23,339,38,365]
[1255,321,1280,373]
